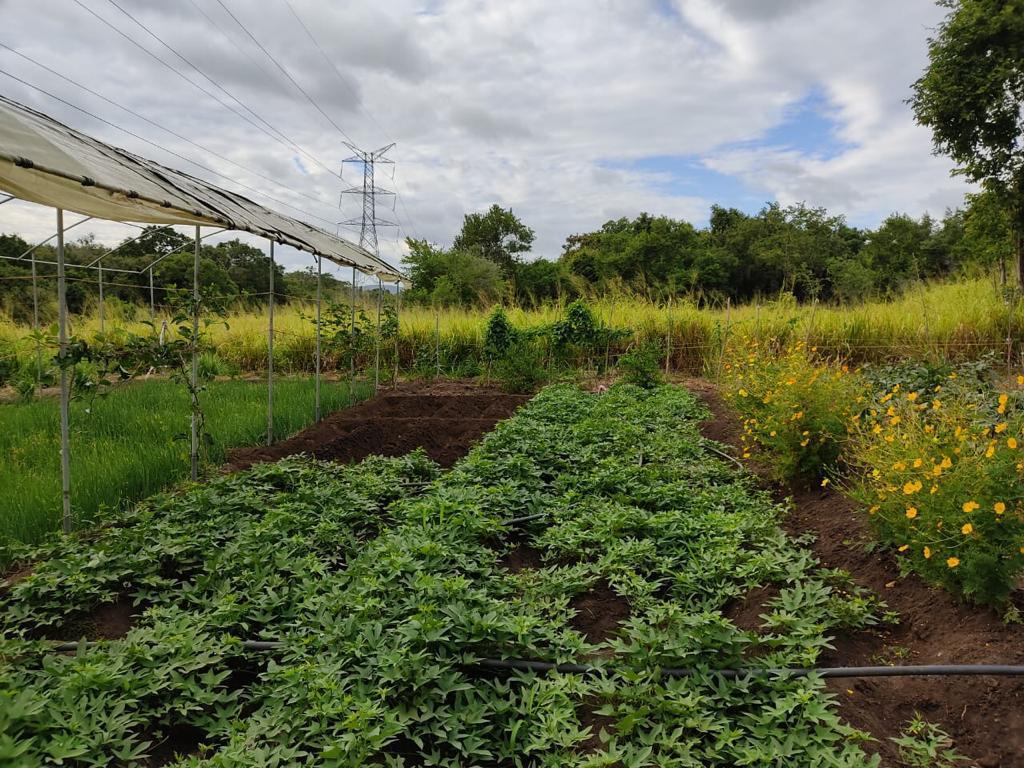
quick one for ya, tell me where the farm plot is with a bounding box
[1,384,888,766]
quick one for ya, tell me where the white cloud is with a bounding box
[0,0,969,276]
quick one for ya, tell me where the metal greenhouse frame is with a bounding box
[0,96,407,533]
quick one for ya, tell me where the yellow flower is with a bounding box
[905,507,918,519]
[902,481,922,495]
[962,500,979,513]
[893,461,907,471]
[800,439,810,447]
[932,400,942,410]
[994,502,1006,514]
[1018,374,1024,385]
[898,544,909,552]
[821,478,830,487]
[769,430,777,437]
[890,415,902,426]
[738,388,748,397]
[940,456,952,469]
[946,557,960,569]
[872,424,883,435]
[961,523,973,535]
[996,422,1008,434]
[907,392,918,402]
[913,458,923,468]
[869,505,879,515]
[1010,438,1019,450]
[791,411,804,421]
[924,546,932,559]
[985,443,996,459]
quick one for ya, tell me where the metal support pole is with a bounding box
[267,241,275,447]
[435,309,440,376]
[57,209,72,534]
[394,282,400,388]
[350,266,357,380]
[374,277,382,392]
[31,250,41,385]
[97,258,104,333]
[665,297,672,375]
[149,267,155,320]
[314,255,322,422]
[190,226,200,481]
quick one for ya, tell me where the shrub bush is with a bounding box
[493,338,547,393]
[617,342,664,389]
[846,380,1024,605]
[721,337,867,483]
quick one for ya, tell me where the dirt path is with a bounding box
[685,378,1024,768]
[227,379,531,471]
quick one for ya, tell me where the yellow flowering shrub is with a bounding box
[847,385,1024,604]
[721,337,867,483]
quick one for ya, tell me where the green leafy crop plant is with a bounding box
[1,384,886,766]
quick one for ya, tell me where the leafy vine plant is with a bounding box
[48,285,231,470]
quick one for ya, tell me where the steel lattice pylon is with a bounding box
[339,142,397,257]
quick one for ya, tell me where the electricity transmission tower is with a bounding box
[339,142,397,257]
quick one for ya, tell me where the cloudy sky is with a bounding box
[0,0,969,280]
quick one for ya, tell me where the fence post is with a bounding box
[267,240,275,446]
[190,225,200,482]
[435,309,441,376]
[31,249,41,385]
[350,266,357,381]
[375,276,382,392]
[56,208,72,534]
[665,297,672,375]
[394,282,401,388]
[314,255,322,422]
[98,257,104,334]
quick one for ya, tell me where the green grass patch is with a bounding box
[0,378,371,549]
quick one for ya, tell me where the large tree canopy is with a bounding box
[452,204,535,278]
[910,0,1024,281]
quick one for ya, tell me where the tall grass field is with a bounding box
[3,279,1019,376]
[0,378,370,551]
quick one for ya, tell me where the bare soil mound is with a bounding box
[227,379,531,471]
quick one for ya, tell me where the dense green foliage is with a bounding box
[402,194,1009,310]
[0,379,370,550]
[1,384,884,765]
[0,230,363,324]
[910,0,1024,283]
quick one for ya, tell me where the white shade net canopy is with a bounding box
[0,95,405,281]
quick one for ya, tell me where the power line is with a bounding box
[0,68,343,229]
[211,0,357,146]
[280,1,423,244]
[101,0,298,156]
[69,0,340,181]
[0,43,338,215]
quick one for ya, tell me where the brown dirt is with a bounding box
[227,379,531,471]
[684,377,1024,768]
[56,595,137,642]
[500,545,545,573]
[723,584,780,634]
[570,581,631,645]
[143,723,207,766]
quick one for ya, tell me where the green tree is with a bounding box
[403,237,503,306]
[910,0,1024,283]
[452,204,535,278]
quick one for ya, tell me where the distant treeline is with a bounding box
[0,228,357,323]
[406,191,1015,308]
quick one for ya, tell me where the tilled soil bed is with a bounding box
[227,379,531,471]
[685,377,1024,768]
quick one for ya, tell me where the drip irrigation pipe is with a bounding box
[41,640,1024,678]
[472,658,1024,679]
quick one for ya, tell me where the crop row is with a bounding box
[1,384,886,766]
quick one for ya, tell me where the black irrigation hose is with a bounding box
[41,640,1024,678]
[473,658,1024,679]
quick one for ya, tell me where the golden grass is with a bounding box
[2,278,1020,376]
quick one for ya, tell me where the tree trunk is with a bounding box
[1017,228,1024,287]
